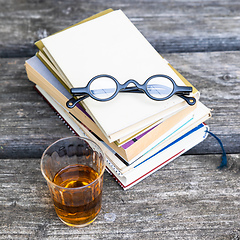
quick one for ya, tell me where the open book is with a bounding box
[35,9,199,142]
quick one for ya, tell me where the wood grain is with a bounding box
[1,51,239,159]
[0,154,239,239]
[0,1,240,239]
[0,0,240,57]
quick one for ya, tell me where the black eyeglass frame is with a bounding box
[66,74,196,108]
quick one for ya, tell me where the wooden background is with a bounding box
[0,1,239,239]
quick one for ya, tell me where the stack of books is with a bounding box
[25,9,211,190]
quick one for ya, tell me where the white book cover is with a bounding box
[39,10,198,142]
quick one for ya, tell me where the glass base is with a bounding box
[58,216,98,228]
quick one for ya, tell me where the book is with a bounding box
[34,84,209,190]
[25,55,204,163]
[25,9,212,190]
[34,9,200,142]
[34,81,210,172]
[108,123,209,190]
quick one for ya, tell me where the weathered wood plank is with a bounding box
[0,57,74,158]
[1,1,239,239]
[0,154,239,239]
[0,0,240,57]
[161,51,240,156]
[0,51,239,158]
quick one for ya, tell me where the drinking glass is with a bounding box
[41,136,105,227]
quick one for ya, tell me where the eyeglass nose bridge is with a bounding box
[120,79,143,90]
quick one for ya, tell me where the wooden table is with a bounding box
[0,1,240,239]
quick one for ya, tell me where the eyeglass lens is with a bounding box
[90,75,175,100]
[146,76,174,99]
[90,76,117,100]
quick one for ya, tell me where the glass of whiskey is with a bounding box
[40,136,105,227]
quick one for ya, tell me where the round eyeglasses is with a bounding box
[66,74,196,108]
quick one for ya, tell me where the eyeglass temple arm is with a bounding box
[120,87,196,105]
[175,86,192,95]
[119,86,143,93]
[67,86,196,108]
[120,85,192,93]
[177,94,196,105]
[175,86,196,105]
[66,95,89,109]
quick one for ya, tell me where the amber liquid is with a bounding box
[52,164,102,227]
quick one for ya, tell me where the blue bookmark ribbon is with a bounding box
[206,131,227,169]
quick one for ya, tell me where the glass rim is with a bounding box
[40,136,106,190]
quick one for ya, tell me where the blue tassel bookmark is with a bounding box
[206,131,227,169]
